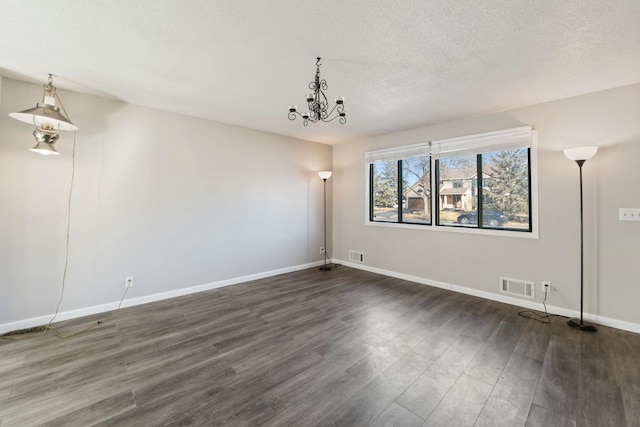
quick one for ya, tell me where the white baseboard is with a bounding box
[5,259,638,336]
[0,260,325,335]
[335,259,640,335]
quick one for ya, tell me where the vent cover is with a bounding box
[500,277,534,299]
[349,250,364,263]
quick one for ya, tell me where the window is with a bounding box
[369,155,431,224]
[371,160,398,222]
[366,126,534,235]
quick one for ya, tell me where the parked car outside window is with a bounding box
[456,210,506,227]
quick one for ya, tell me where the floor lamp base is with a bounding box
[319,265,332,271]
[567,318,597,332]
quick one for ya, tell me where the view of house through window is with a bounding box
[368,127,533,233]
[437,154,478,228]
[437,149,530,230]
[402,156,431,224]
[371,155,431,224]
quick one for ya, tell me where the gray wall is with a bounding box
[333,84,640,327]
[0,78,332,328]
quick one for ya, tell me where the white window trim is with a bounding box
[364,128,539,239]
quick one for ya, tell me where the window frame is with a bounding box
[365,128,539,239]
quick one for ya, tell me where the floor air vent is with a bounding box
[349,250,364,263]
[500,277,534,299]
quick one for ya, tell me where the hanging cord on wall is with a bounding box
[1,124,127,340]
[517,287,560,324]
[44,128,78,331]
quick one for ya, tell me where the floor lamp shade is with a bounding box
[319,170,332,271]
[318,171,332,180]
[564,146,598,162]
[565,146,598,332]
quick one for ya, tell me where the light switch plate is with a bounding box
[619,208,640,221]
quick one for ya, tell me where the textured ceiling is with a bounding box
[1,0,639,144]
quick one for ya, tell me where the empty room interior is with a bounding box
[1,1,639,426]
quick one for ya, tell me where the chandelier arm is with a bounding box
[323,103,339,120]
[288,111,299,121]
[321,114,342,123]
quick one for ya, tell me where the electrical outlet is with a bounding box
[542,281,551,293]
[619,208,640,221]
[125,276,134,288]
[320,247,325,254]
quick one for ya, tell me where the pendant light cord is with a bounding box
[44,130,77,331]
[2,131,128,340]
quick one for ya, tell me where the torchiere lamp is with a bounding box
[564,146,598,332]
[318,171,332,271]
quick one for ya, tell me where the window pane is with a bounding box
[371,160,398,222]
[402,156,431,224]
[483,148,530,230]
[437,155,478,227]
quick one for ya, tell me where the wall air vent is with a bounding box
[349,250,364,263]
[500,277,534,299]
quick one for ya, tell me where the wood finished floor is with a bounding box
[1,266,639,426]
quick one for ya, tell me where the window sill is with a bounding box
[365,220,539,239]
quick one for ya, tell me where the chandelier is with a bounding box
[288,57,346,126]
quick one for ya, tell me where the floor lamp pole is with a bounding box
[565,147,598,332]
[318,171,332,271]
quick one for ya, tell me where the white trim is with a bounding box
[432,125,532,159]
[365,220,538,239]
[365,126,532,163]
[0,260,325,334]
[365,141,433,163]
[335,259,640,335]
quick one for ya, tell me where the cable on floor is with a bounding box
[517,287,561,324]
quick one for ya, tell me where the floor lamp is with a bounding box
[564,146,598,332]
[318,171,332,271]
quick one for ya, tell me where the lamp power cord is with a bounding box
[2,128,128,340]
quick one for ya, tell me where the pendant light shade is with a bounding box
[29,141,60,156]
[9,74,77,155]
[10,103,78,131]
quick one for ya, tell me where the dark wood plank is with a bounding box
[396,361,460,419]
[475,352,542,427]
[424,373,493,426]
[316,351,430,426]
[465,320,523,385]
[525,403,576,427]
[532,335,580,421]
[370,402,423,427]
